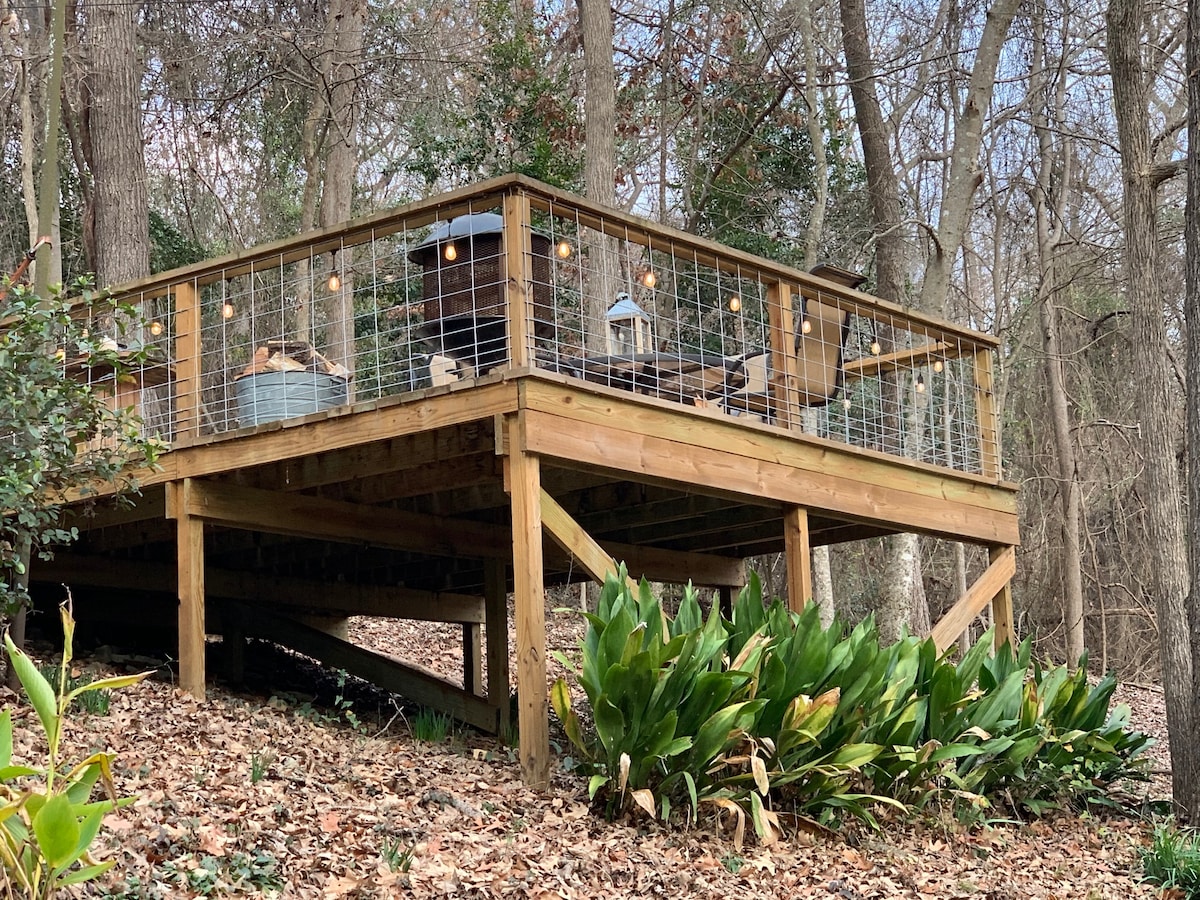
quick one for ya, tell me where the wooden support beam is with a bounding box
[463,623,483,696]
[181,480,510,560]
[597,542,745,589]
[929,546,1017,652]
[507,414,549,786]
[33,553,485,623]
[990,545,1017,651]
[484,559,511,737]
[784,507,812,614]
[166,479,206,698]
[842,342,952,379]
[239,606,499,733]
[540,490,638,591]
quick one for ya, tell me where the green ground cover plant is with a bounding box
[553,571,1151,844]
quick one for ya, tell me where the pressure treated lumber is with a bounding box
[784,507,812,613]
[929,546,1017,651]
[166,479,206,698]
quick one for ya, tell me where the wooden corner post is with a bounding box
[505,413,549,785]
[767,282,801,428]
[974,349,1001,480]
[784,507,812,614]
[484,558,511,738]
[173,281,201,441]
[989,545,1017,651]
[503,192,535,369]
[165,478,206,698]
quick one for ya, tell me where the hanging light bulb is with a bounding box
[915,373,926,393]
[444,242,458,262]
[221,302,235,320]
[728,294,741,312]
[641,269,656,288]
[870,339,881,355]
[555,240,572,259]
[327,270,341,292]
[801,318,813,334]
[149,320,164,336]
[933,359,944,373]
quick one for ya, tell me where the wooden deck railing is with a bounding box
[82,174,1001,479]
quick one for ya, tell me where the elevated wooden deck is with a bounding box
[34,176,1018,784]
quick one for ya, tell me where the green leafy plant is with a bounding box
[249,749,272,785]
[38,665,111,717]
[381,836,416,873]
[410,708,452,743]
[553,571,1152,844]
[1141,821,1200,895]
[0,604,151,898]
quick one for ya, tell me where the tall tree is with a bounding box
[81,0,150,288]
[1186,0,1200,823]
[1108,0,1194,813]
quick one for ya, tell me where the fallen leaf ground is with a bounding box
[7,605,1171,899]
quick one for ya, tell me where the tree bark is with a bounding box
[319,0,366,378]
[1182,0,1200,821]
[84,0,150,288]
[1108,0,1195,815]
[579,0,619,352]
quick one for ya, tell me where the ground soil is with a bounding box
[6,604,1172,898]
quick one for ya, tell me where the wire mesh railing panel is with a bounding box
[82,180,998,477]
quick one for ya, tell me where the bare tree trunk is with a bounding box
[319,0,366,379]
[84,0,150,288]
[1181,0,1200,821]
[1108,0,1195,814]
[579,0,619,352]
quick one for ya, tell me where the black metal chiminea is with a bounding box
[409,212,553,374]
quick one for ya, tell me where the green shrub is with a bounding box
[1141,821,1200,896]
[0,604,151,898]
[553,572,1151,841]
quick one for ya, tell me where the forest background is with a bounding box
[3,0,1200,811]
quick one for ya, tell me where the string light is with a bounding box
[728,294,741,312]
[443,242,458,261]
[933,359,944,373]
[221,302,235,319]
[641,269,656,288]
[915,373,926,393]
[801,319,813,334]
[327,270,341,292]
[149,320,163,336]
[555,240,572,259]
[870,339,881,355]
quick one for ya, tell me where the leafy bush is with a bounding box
[1141,821,1200,896]
[0,604,151,898]
[552,572,1151,842]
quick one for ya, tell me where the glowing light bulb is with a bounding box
[444,242,458,262]
[641,270,656,288]
[556,240,572,259]
[933,359,944,373]
[915,374,926,393]
[221,303,235,319]
[149,320,164,336]
[801,319,813,335]
[870,339,881,355]
[728,294,741,312]
[327,271,341,292]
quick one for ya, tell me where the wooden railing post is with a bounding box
[767,282,801,428]
[173,281,201,441]
[974,349,1001,479]
[503,192,534,369]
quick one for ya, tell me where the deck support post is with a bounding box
[989,545,1017,651]
[463,622,483,696]
[503,193,534,368]
[506,413,549,786]
[484,558,511,737]
[166,478,206,698]
[784,507,812,614]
